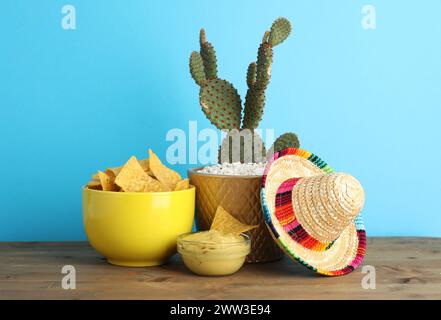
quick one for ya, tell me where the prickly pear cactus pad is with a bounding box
[218,130,266,164]
[242,89,266,130]
[246,62,257,88]
[199,29,218,80]
[189,52,206,86]
[268,17,292,47]
[270,132,300,155]
[199,79,242,130]
[255,42,273,91]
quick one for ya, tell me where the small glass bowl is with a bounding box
[177,231,251,276]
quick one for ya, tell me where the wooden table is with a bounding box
[0,237,440,300]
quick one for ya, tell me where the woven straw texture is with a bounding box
[261,148,366,276]
[189,169,283,263]
[292,173,365,243]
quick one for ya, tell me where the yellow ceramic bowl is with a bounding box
[82,186,195,267]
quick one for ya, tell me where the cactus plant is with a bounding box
[189,18,301,163]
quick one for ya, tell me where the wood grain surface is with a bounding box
[0,237,440,300]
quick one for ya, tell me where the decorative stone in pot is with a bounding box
[188,168,283,263]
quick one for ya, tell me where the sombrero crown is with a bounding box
[276,172,364,249]
[261,148,366,276]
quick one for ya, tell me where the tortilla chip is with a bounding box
[115,156,168,192]
[210,206,258,235]
[105,166,122,178]
[146,170,155,178]
[143,178,170,192]
[174,179,190,191]
[87,179,102,190]
[148,149,182,190]
[98,170,117,191]
[138,158,150,171]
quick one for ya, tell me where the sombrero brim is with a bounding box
[261,148,366,276]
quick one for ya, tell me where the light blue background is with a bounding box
[1,1,440,240]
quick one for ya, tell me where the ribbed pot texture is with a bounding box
[188,168,283,263]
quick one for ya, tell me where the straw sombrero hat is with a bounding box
[261,148,366,276]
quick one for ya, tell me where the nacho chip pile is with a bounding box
[86,149,191,193]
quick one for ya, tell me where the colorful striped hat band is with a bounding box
[261,148,366,276]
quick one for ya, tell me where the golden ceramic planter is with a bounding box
[188,168,283,263]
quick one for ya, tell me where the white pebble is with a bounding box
[197,162,267,176]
